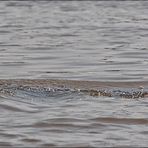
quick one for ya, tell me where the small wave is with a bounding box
[91,117,148,125]
[0,79,148,99]
[0,97,39,113]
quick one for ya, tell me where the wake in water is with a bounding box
[0,79,148,99]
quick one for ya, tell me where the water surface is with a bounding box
[0,85,148,147]
[0,0,148,81]
[0,1,148,147]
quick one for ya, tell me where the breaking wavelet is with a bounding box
[0,79,148,99]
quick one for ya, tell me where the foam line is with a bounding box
[0,79,148,98]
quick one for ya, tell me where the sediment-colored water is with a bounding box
[0,1,148,147]
[0,79,148,147]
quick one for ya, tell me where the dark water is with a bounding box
[0,1,148,147]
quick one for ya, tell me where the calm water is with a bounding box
[0,1,148,147]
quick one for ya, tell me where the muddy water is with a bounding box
[0,1,148,147]
[0,80,148,147]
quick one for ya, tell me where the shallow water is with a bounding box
[0,1,148,147]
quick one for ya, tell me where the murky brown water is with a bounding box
[0,1,148,147]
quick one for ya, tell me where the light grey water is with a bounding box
[0,1,148,147]
[0,0,148,81]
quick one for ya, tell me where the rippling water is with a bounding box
[1,85,148,147]
[1,84,148,147]
[0,0,148,81]
[0,1,148,147]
